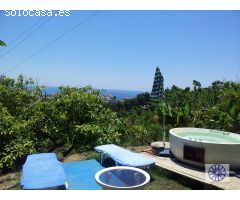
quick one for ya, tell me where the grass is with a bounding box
[147,166,192,190]
[146,165,218,190]
[0,150,218,190]
[63,151,99,162]
[0,172,21,190]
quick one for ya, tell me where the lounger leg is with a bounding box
[100,153,105,165]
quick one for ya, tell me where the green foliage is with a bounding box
[0,104,36,169]
[127,124,148,146]
[203,84,240,131]
[0,75,125,170]
[1,74,239,170]
[111,80,240,146]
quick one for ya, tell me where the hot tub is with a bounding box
[169,128,240,170]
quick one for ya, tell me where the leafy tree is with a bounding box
[110,79,240,146]
[1,74,240,170]
[0,75,126,170]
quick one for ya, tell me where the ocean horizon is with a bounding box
[43,86,147,100]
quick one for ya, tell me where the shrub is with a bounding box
[0,76,125,170]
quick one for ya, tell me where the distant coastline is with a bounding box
[44,86,147,100]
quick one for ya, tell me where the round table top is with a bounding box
[95,166,150,189]
[151,141,164,149]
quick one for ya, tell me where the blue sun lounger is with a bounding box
[95,144,155,168]
[20,153,67,190]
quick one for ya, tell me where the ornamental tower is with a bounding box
[151,66,164,99]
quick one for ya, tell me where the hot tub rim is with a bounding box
[169,127,240,145]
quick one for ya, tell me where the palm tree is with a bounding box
[0,40,6,46]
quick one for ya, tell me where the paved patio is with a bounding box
[141,142,240,190]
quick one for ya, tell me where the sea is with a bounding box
[44,86,146,100]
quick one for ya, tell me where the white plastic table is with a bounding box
[95,166,150,190]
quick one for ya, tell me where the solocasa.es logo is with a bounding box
[205,164,229,183]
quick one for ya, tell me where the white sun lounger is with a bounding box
[95,144,155,168]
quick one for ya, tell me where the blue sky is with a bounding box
[0,11,239,91]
